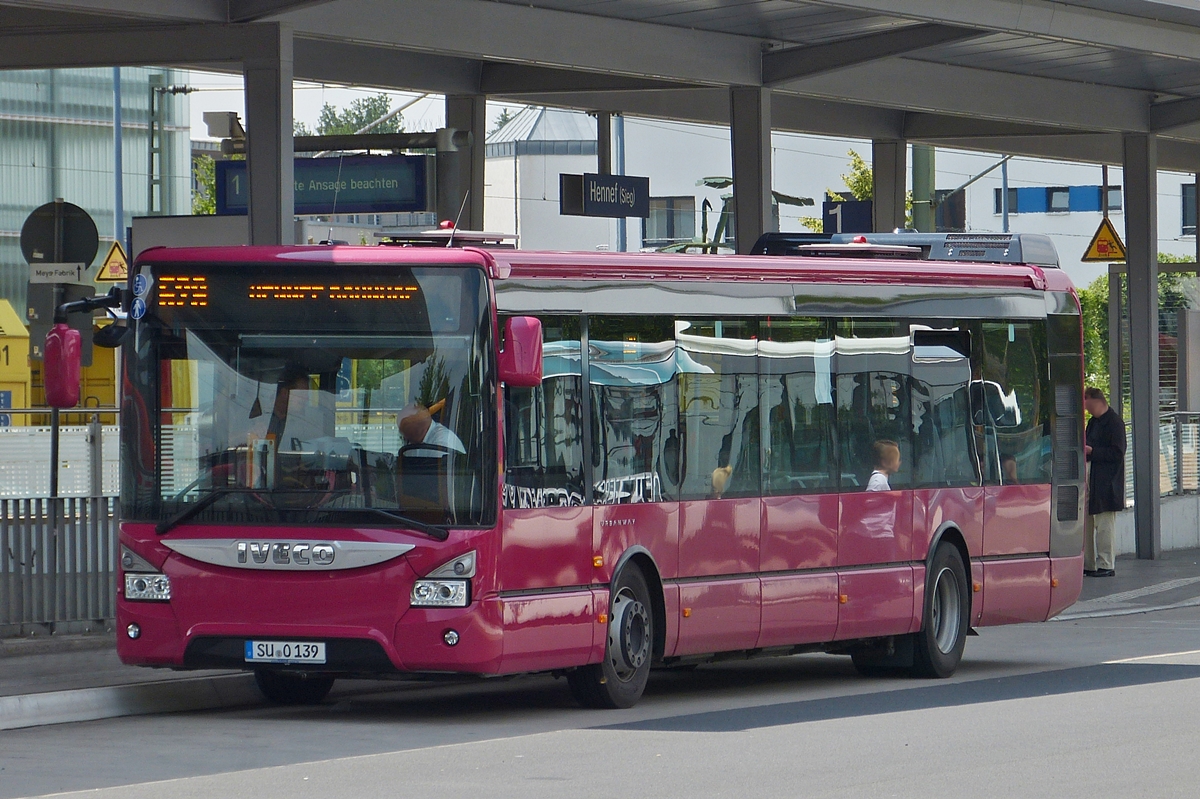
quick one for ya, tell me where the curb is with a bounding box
[1053,595,1200,622]
[0,673,261,731]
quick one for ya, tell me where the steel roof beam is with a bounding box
[762,23,984,85]
[281,0,762,87]
[480,63,703,94]
[1150,96,1200,132]
[228,0,333,22]
[293,38,481,94]
[0,0,223,22]
[800,0,1200,61]
[778,56,1152,133]
[0,22,276,68]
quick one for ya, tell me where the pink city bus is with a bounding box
[110,235,1085,708]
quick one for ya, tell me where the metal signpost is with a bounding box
[19,200,100,536]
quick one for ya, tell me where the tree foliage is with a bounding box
[294,94,404,137]
[192,155,216,215]
[490,108,515,136]
[800,149,912,232]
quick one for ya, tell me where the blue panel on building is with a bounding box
[1016,187,1047,213]
[1069,185,1101,212]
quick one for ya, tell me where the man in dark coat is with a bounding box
[1084,386,1126,577]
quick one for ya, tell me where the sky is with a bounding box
[187,70,451,139]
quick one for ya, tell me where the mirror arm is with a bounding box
[54,286,125,323]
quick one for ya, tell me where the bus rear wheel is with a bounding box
[567,566,653,709]
[912,543,970,678]
[254,670,335,705]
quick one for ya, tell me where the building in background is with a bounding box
[0,68,191,313]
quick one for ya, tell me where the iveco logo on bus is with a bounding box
[236,541,336,567]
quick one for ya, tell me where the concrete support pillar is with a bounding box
[441,94,487,230]
[595,111,611,176]
[1123,133,1161,559]
[872,139,906,233]
[911,144,935,232]
[243,23,294,245]
[730,86,772,254]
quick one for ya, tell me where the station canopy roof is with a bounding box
[7,0,1200,167]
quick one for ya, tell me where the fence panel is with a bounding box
[0,497,119,634]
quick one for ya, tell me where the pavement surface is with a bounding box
[3,548,1200,798]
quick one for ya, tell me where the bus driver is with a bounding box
[397,403,466,458]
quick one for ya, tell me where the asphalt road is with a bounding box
[5,608,1200,799]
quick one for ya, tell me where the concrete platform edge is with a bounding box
[0,673,260,731]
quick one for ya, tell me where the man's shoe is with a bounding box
[1083,569,1098,576]
[1095,569,1116,577]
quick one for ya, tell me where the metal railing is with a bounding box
[1123,413,1200,504]
[0,496,119,636]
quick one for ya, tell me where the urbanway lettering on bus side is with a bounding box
[594,472,662,504]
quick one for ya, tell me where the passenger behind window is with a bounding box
[867,439,900,491]
[1000,453,1019,485]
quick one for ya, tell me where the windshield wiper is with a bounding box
[156,487,239,535]
[353,507,449,541]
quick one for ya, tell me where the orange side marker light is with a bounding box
[598,613,608,624]
[838,594,848,605]
[682,608,692,618]
[593,556,604,568]
[973,582,982,593]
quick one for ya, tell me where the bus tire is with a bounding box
[912,543,969,678]
[567,566,653,709]
[254,670,335,705]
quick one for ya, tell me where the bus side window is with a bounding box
[759,317,837,495]
[676,319,759,500]
[589,316,679,504]
[502,316,585,508]
[835,319,913,491]
[981,321,1051,485]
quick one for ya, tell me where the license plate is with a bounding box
[244,640,326,664]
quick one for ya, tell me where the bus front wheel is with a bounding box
[912,543,970,678]
[567,566,653,709]
[254,670,335,705]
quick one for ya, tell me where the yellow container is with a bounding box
[0,300,30,426]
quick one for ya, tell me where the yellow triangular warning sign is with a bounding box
[1082,217,1126,263]
[95,241,129,282]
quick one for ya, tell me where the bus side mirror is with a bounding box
[499,316,543,387]
[44,323,82,408]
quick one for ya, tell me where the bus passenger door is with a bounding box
[832,343,916,641]
[976,321,1053,625]
[671,319,761,655]
[498,317,596,672]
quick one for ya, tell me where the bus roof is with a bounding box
[134,244,1075,294]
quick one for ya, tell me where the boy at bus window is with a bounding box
[866,439,900,491]
[1084,387,1126,577]
[398,404,465,458]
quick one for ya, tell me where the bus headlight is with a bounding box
[124,572,172,602]
[411,579,469,607]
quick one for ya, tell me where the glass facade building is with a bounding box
[0,67,191,313]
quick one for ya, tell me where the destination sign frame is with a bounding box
[216,154,433,216]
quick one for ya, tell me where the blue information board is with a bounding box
[0,389,10,427]
[216,155,430,216]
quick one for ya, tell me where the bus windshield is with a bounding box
[121,262,496,528]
